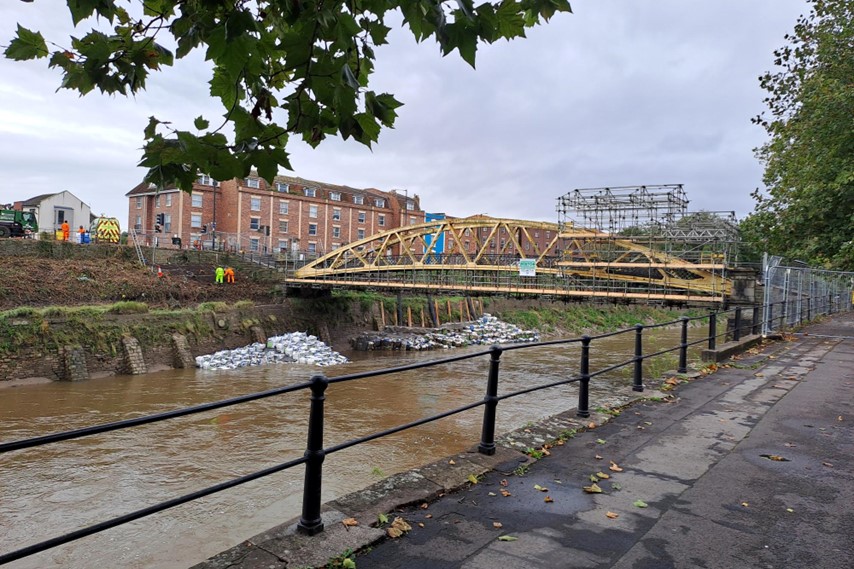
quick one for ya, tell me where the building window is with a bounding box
[332,208,341,221]
[309,205,318,218]
[277,239,288,252]
[332,226,340,238]
[279,220,289,232]
[250,217,261,230]
[164,214,172,233]
[375,198,385,208]
[135,197,142,209]
[135,215,142,230]
[332,243,340,250]
[276,182,289,192]
[353,195,364,205]
[534,231,539,238]
[410,216,416,225]
[250,197,262,211]
[378,214,385,227]
[357,228,365,239]
[191,214,202,228]
[249,238,259,252]
[279,200,289,215]
[245,177,260,189]
[308,223,317,236]
[308,242,317,253]
[358,211,366,223]
[406,201,415,211]
[330,192,341,201]
[546,231,551,238]
[198,174,215,186]
[304,187,316,197]
[165,194,172,207]
[192,193,203,208]
[155,195,161,207]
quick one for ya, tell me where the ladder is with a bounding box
[129,228,147,266]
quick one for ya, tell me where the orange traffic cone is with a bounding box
[157,266,164,278]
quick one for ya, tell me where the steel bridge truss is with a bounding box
[291,217,731,303]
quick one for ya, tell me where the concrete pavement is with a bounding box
[194,312,853,569]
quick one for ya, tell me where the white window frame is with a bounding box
[250,197,262,211]
[374,198,385,208]
[358,211,366,223]
[378,214,385,227]
[276,182,289,192]
[192,193,203,208]
[332,208,341,221]
[353,195,364,205]
[191,214,202,228]
[155,195,161,207]
[135,197,143,209]
[135,215,142,230]
[249,238,260,252]
[308,223,318,236]
[332,226,341,238]
[165,194,173,207]
[357,228,366,239]
[250,217,261,230]
[245,177,260,189]
[279,220,289,232]
[198,174,215,186]
[406,201,415,211]
[304,187,316,197]
[330,192,341,201]
[308,242,317,253]
[279,200,289,215]
[309,205,318,218]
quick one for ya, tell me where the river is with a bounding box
[0,325,705,568]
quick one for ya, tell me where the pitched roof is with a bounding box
[22,193,57,206]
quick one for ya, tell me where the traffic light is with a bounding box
[155,213,165,232]
[200,224,207,234]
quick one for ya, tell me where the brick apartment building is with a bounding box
[126,173,425,256]
[441,215,564,258]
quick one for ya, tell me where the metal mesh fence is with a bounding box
[762,254,854,335]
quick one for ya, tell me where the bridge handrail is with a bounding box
[0,298,846,565]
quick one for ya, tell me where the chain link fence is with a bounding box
[762,254,854,335]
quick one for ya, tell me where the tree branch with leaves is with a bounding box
[5,0,572,191]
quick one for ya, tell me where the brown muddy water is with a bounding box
[0,326,706,568]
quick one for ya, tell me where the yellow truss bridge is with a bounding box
[290,217,731,304]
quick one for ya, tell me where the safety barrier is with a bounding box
[0,299,848,564]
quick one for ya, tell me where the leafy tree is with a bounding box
[745,0,853,270]
[4,0,571,192]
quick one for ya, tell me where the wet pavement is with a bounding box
[195,311,854,569]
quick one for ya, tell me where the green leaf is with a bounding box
[633,500,648,508]
[5,25,48,60]
[144,116,161,139]
[194,116,209,131]
[377,513,389,525]
[497,535,518,541]
[467,473,479,484]
[342,558,356,569]
[596,439,607,445]
[67,0,100,25]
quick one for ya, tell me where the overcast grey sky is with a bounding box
[0,1,807,226]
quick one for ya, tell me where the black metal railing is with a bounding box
[0,299,838,564]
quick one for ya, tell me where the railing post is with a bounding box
[733,307,742,342]
[633,324,644,392]
[708,311,717,350]
[807,296,812,321]
[577,336,591,418]
[297,374,328,536]
[751,305,760,336]
[478,345,502,455]
[766,303,774,335]
[678,317,688,374]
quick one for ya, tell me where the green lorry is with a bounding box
[0,209,38,238]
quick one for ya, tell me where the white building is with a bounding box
[17,191,93,237]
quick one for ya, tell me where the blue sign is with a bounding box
[424,213,446,262]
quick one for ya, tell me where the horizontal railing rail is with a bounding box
[0,297,846,565]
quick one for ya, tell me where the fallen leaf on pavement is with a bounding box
[760,454,790,461]
[500,489,512,497]
[425,514,433,519]
[448,459,456,465]
[588,422,597,429]
[596,439,607,445]
[544,496,554,503]
[786,508,794,513]
[606,511,619,519]
[378,513,389,525]
[420,503,429,509]
[498,535,518,542]
[822,462,833,467]
[596,472,610,479]
[589,474,599,482]
[534,484,548,492]
[467,474,479,484]
[583,483,603,493]
[611,483,622,490]
[609,461,623,472]
[493,522,503,529]
[342,518,359,527]
[595,454,603,460]
[741,502,749,507]
[500,479,509,487]
[387,527,403,538]
[633,500,648,508]
[488,492,496,496]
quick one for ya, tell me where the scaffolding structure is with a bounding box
[555,185,738,300]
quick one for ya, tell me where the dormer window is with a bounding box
[304,187,316,197]
[330,192,342,201]
[353,195,364,205]
[375,198,386,208]
[276,182,289,192]
[406,201,415,210]
[198,174,215,186]
[245,177,260,189]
